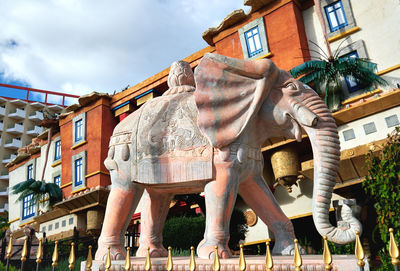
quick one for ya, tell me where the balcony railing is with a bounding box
[2,154,16,164]
[6,123,24,134]
[4,138,22,150]
[0,187,8,196]
[8,107,26,120]
[0,171,9,181]
[27,125,43,136]
[0,106,5,117]
[29,110,44,122]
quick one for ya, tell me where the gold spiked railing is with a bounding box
[6,228,400,271]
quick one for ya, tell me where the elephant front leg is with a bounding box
[197,161,238,259]
[136,189,173,257]
[239,174,298,255]
[96,185,143,260]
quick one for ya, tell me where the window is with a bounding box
[245,26,263,58]
[48,224,53,231]
[62,220,66,227]
[54,140,61,160]
[72,151,86,190]
[75,119,83,142]
[55,222,59,229]
[69,217,74,225]
[54,175,61,187]
[74,158,83,186]
[325,0,347,32]
[27,164,33,180]
[22,194,35,219]
[73,113,86,144]
[343,129,355,141]
[342,51,361,93]
[238,17,269,60]
[363,122,377,135]
[385,115,400,128]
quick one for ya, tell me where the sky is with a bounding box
[0,0,249,97]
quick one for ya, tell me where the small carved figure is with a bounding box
[95,54,361,260]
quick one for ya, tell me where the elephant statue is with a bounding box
[95,53,362,260]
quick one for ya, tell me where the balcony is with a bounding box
[29,111,44,122]
[6,123,24,134]
[0,203,9,213]
[4,138,22,150]
[0,187,8,197]
[0,106,5,117]
[2,154,16,164]
[8,108,26,120]
[0,172,9,181]
[27,125,43,136]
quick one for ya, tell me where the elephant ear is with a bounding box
[194,53,279,148]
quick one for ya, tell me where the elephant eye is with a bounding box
[285,82,297,90]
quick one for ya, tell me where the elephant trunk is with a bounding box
[299,90,362,244]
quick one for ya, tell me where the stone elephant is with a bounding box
[95,53,361,260]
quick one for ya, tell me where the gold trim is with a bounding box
[71,186,88,194]
[377,63,400,76]
[242,239,270,246]
[60,182,72,189]
[255,52,273,60]
[8,217,20,224]
[71,140,87,149]
[288,208,335,220]
[19,219,35,228]
[85,171,110,178]
[328,26,361,43]
[341,89,381,105]
[51,160,62,167]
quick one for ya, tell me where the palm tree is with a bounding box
[290,0,387,111]
[12,113,62,208]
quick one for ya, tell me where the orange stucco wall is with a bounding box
[214,1,310,71]
[60,98,117,198]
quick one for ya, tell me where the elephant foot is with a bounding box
[272,240,306,255]
[95,243,125,260]
[136,245,168,257]
[197,239,232,259]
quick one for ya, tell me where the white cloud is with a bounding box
[0,0,246,96]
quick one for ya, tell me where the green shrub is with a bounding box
[0,261,18,271]
[162,209,248,251]
[41,256,85,271]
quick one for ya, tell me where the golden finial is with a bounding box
[355,230,365,267]
[21,236,28,262]
[125,247,131,271]
[69,242,76,270]
[36,238,43,264]
[105,246,111,271]
[167,246,173,271]
[389,228,399,267]
[294,239,302,271]
[52,241,59,268]
[6,233,13,259]
[86,245,93,271]
[213,246,220,271]
[239,244,246,271]
[189,246,196,271]
[322,236,332,271]
[265,239,273,271]
[144,247,151,271]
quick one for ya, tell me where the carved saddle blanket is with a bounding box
[109,92,213,184]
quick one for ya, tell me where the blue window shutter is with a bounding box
[324,0,348,32]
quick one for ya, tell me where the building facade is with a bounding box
[0,84,78,215]
[6,0,400,252]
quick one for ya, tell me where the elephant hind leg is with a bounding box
[238,174,297,255]
[136,189,173,257]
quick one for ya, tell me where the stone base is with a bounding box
[81,255,369,271]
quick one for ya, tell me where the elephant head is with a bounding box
[194,53,361,244]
